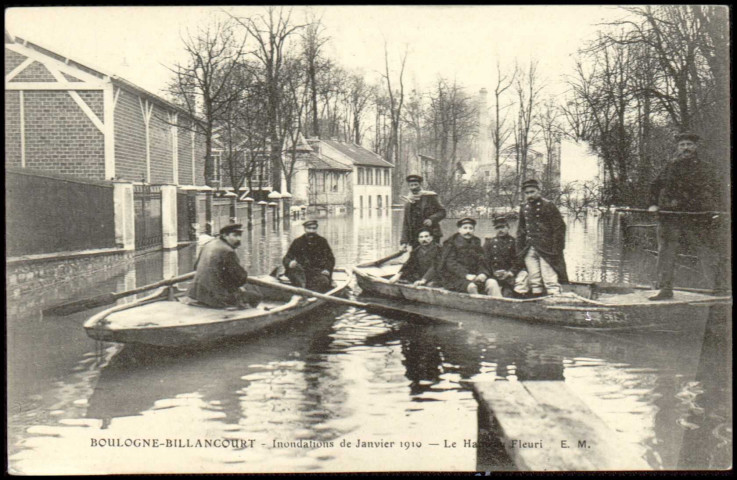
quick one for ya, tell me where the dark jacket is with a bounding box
[188,237,249,308]
[516,197,568,282]
[439,233,490,291]
[399,243,442,283]
[649,155,721,212]
[483,234,521,276]
[283,233,335,274]
[401,191,447,246]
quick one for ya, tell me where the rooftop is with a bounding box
[320,140,394,168]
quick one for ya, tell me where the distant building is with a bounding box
[4,34,208,186]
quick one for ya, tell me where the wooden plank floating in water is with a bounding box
[471,380,650,471]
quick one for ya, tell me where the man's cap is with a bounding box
[406,174,423,183]
[492,215,509,227]
[303,220,319,228]
[521,178,541,190]
[674,131,701,143]
[457,217,477,227]
[220,223,244,235]
[417,227,433,237]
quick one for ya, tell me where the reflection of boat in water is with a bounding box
[354,253,730,330]
[84,269,351,347]
[86,310,340,426]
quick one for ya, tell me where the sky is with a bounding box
[6,5,617,181]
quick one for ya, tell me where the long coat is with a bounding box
[516,198,568,283]
[483,234,522,276]
[283,234,335,276]
[649,155,721,212]
[400,191,447,246]
[399,243,442,283]
[439,233,490,291]
[188,237,249,308]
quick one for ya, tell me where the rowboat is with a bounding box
[353,254,731,329]
[84,268,351,347]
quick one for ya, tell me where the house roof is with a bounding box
[320,140,394,168]
[303,152,352,171]
[9,35,199,121]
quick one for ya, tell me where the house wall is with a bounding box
[353,166,392,210]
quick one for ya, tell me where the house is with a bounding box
[5,33,207,186]
[308,139,394,210]
[287,137,352,209]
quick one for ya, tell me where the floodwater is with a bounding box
[6,210,732,473]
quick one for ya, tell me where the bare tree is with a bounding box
[514,59,545,192]
[301,11,330,138]
[490,61,516,198]
[231,7,305,192]
[382,44,408,199]
[166,19,247,186]
[537,97,564,194]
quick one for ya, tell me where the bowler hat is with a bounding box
[303,220,318,228]
[492,216,509,227]
[220,223,244,235]
[457,217,476,227]
[521,178,540,190]
[674,131,701,142]
[406,174,423,183]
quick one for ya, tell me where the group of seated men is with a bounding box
[390,178,568,298]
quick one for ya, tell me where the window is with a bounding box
[315,171,325,192]
[377,195,382,208]
[358,167,364,185]
[385,195,389,208]
[375,168,381,185]
[368,196,372,209]
[211,150,222,183]
[330,172,339,192]
[384,169,389,186]
[367,168,373,185]
[359,196,363,209]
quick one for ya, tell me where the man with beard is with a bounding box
[647,132,728,300]
[188,223,262,308]
[438,217,493,294]
[390,228,442,286]
[483,215,530,298]
[283,220,336,293]
[516,179,568,296]
[400,174,447,250]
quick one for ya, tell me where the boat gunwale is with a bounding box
[84,269,352,333]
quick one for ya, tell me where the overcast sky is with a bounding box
[7,5,615,181]
[6,6,626,96]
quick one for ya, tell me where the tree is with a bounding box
[537,97,563,195]
[232,7,305,192]
[514,60,544,192]
[382,44,408,200]
[300,11,329,138]
[166,19,247,186]
[490,61,516,198]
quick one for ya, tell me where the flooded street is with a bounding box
[6,210,732,473]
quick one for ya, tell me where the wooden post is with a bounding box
[160,184,178,249]
[258,201,268,224]
[244,197,254,228]
[113,181,135,251]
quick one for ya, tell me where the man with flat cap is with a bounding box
[438,217,493,294]
[400,174,447,250]
[483,215,529,298]
[283,220,335,293]
[389,227,442,286]
[516,178,568,296]
[647,132,728,300]
[188,223,262,309]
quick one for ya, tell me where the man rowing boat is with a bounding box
[647,132,728,300]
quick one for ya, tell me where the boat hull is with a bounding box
[84,271,350,347]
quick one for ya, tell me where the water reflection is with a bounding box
[6,211,731,473]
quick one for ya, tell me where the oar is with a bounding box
[616,208,728,216]
[44,272,196,316]
[245,276,425,319]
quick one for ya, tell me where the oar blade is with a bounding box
[44,293,118,317]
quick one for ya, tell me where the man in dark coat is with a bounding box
[400,174,447,250]
[516,179,568,296]
[438,218,492,294]
[390,228,442,286]
[283,220,335,293]
[647,132,728,300]
[188,223,262,308]
[483,215,529,297]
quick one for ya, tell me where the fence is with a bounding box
[134,184,162,250]
[6,169,116,256]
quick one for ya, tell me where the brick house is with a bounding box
[4,33,207,186]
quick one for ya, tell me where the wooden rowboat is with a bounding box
[353,254,731,329]
[84,268,351,347]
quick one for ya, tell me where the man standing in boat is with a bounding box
[283,220,335,293]
[647,132,728,300]
[483,215,529,298]
[188,223,262,309]
[438,218,494,295]
[516,179,568,296]
[400,174,447,250]
[389,228,442,286]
